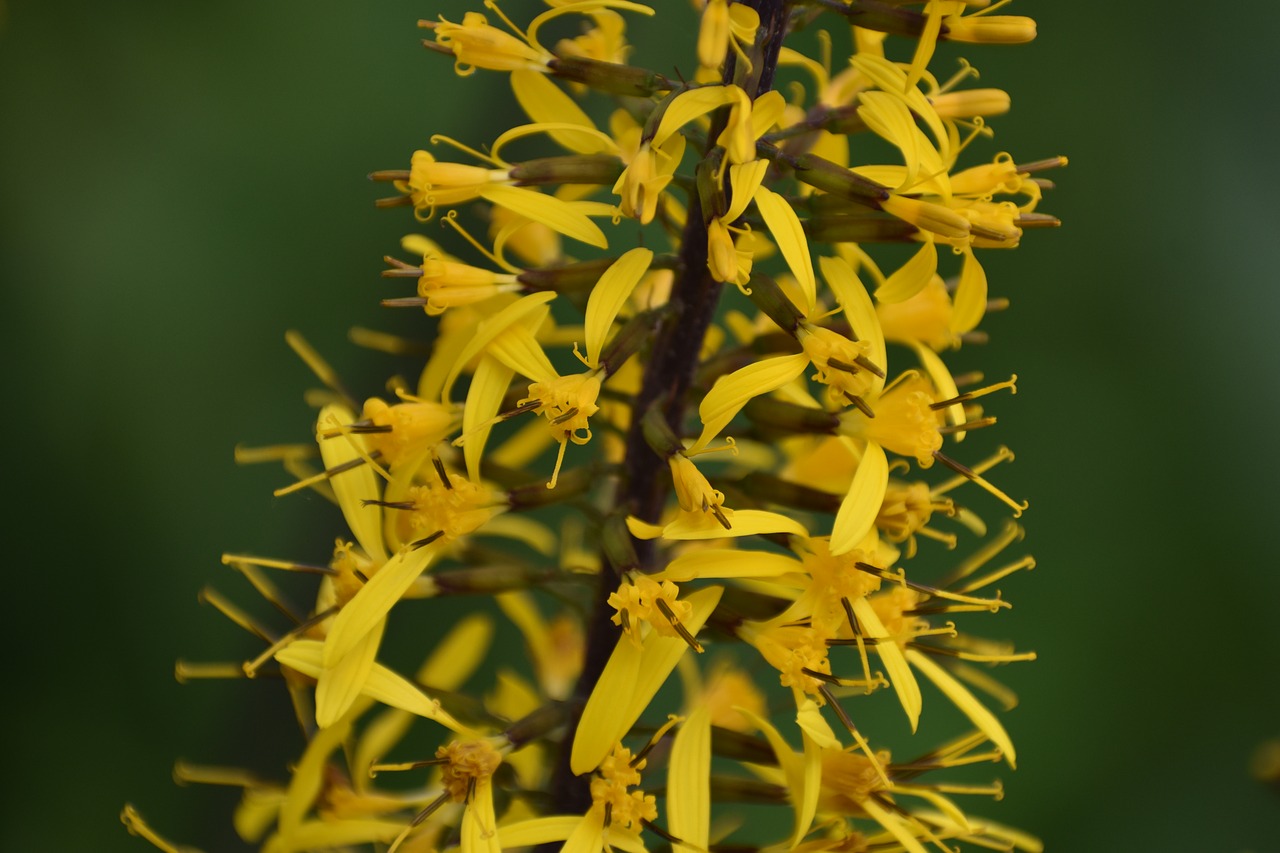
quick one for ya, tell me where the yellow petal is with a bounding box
[950,245,988,334]
[442,291,555,403]
[264,819,406,853]
[906,648,1016,767]
[510,70,614,155]
[661,509,808,540]
[795,698,840,749]
[875,238,937,304]
[481,514,557,555]
[421,613,494,689]
[572,586,723,774]
[724,160,768,223]
[560,811,607,853]
[277,640,470,732]
[653,86,738,148]
[464,355,516,481]
[753,185,816,315]
[497,817,581,849]
[819,255,886,395]
[857,91,921,190]
[750,89,787,137]
[487,322,559,385]
[278,711,353,834]
[656,548,801,582]
[316,617,385,728]
[851,597,921,732]
[462,778,501,853]
[584,247,654,368]
[830,440,888,556]
[323,545,438,667]
[624,516,667,540]
[571,637,642,775]
[691,353,809,452]
[668,705,712,853]
[318,404,387,564]
[850,54,947,158]
[480,184,607,248]
[795,727,822,850]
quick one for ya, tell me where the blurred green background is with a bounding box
[3,0,1279,849]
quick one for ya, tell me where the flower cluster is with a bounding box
[125,2,1062,851]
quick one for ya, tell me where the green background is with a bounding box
[3,1,1278,849]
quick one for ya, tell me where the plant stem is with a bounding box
[547,0,791,816]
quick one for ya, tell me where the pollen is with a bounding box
[841,372,944,466]
[590,744,658,830]
[437,739,504,802]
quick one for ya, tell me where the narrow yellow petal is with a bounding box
[278,711,353,834]
[661,509,809,541]
[656,548,801,582]
[691,353,809,452]
[795,728,822,850]
[624,516,667,540]
[323,545,438,667]
[482,515,557,555]
[277,640,470,732]
[442,291,555,403]
[852,597,921,732]
[724,160,768,223]
[316,617,385,729]
[317,404,387,564]
[906,648,1016,767]
[904,0,945,92]
[510,69,614,155]
[795,699,840,749]
[819,255,886,395]
[264,819,406,853]
[584,248,654,368]
[753,185,816,315]
[571,637,642,775]
[653,86,738,148]
[830,440,888,556]
[950,245,988,334]
[875,238,937,304]
[480,184,608,248]
[857,91,921,190]
[572,587,723,774]
[750,90,787,137]
[462,779,501,853]
[464,355,516,481]
[420,613,494,689]
[497,817,580,849]
[893,786,971,834]
[668,705,712,853]
[486,322,559,384]
[560,811,607,853]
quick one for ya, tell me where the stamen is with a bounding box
[841,597,876,692]
[431,455,454,489]
[226,561,302,624]
[198,587,274,644]
[1016,155,1069,174]
[817,685,890,787]
[550,406,580,425]
[655,598,704,652]
[233,443,316,464]
[440,210,520,273]
[387,790,452,853]
[375,194,414,208]
[930,375,1017,410]
[429,133,504,167]
[382,297,432,308]
[632,715,685,765]
[242,605,339,677]
[603,801,613,827]
[361,499,417,510]
[411,530,445,549]
[952,555,1036,595]
[174,661,248,682]
[932,445,1015,497]
[939,416,997,435]
[369,170,412,182]
[285,329,356,406]
[273,450,384,498]
[221,554,336,576]
[709,501,732,530]
[370,758,449,776]
[854,562,1009,611]
[641,819,684,845]
[173,761,262,788]
[499,400,542,419]
[349,326,433,357]
[845,393,875,418]
[932,450,1028,516]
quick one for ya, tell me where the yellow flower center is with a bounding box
[841,372,943,466]
[608,577,695,647]
[438,739,504,803]
[589,744,657,830]
[820,748,893,811]
[404,473,499,542]
[361,397,455,466]
[798,324,877,407]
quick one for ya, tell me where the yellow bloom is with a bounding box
[427,11,551,75]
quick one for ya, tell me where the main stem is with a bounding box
[548,0,790,815]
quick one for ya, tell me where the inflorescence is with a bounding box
[126,2,1063,851]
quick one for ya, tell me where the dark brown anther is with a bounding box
[655,598,704,652]
[432,455,454,489]
[382,297,431,308]
[368,170,412,182]
[499,400,541,419]
[361,499,416,510]
[845,393,875,418]
[550,407,580,426]
[939,417,997,435]
[410,530,445,549]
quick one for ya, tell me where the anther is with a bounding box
[369,170,412,182]
[382,297,432,308]
[939,416,997,435]
[431,455,454,489]
[499,400,541,419]
[655,597,704,652]
[845,393,875,418]
[930,375,1017,410]
[550,406,580,425]
[362,499,417,510]
[411,530,445,549]
[369,757,449,777]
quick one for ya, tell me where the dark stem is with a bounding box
[547,0,791,817]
